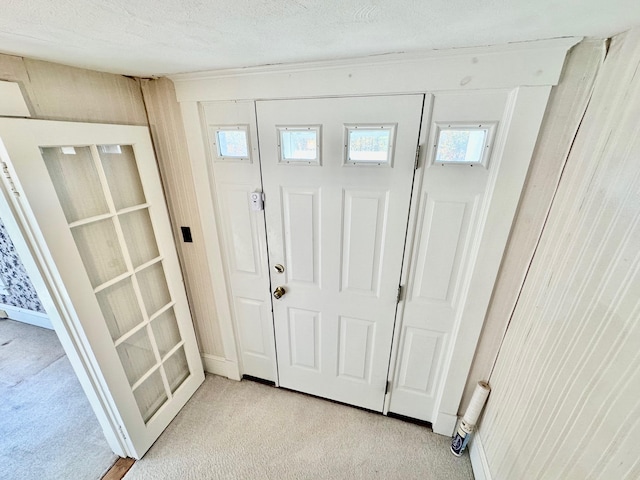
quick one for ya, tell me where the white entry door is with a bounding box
[0,119,204,458]
[257,96,423,410]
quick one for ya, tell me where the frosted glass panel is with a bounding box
[116,327,156,385]
[99,145,146,210]
[435,128,488,165]
[71,219,127,287]
[133,369,168,423]
[279,127,320,164]
[347,127,393,164]
[41,146,109,223]
[151,307,181,357]
[164,347,189,394]
[96,277,143,340]
[120,208,159,268]
[137,262,171,316]
[216,129,249,158]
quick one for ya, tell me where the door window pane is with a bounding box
[163,347,189,394]
[433,124,493,166]
[71,218,127,288]
[137,262,171,316]
[99,145,146,209]
[41,146,109,223]
[151,307,181,358]
[215,128,249,159]
[96,277,143,340]
[133,369,168,423]
[346,126,394,165]
[120,208,160,268]
[116,327,157,386]
[278,127,321,164]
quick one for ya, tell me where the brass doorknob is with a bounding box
[273,286,286,299]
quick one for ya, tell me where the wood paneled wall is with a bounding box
[476,28,640,479]
[459,39,606,411]
[140,78,225,357]
[0,54,147,125]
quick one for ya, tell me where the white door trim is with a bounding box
[0,140,130,457]
[174,39,577,430]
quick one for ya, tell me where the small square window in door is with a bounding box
[432,123,496,167]
[344,125,396,166]
[211,126,251,162]
[277,126,321,165]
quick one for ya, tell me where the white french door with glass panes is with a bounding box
[256,96,424,411]
[0,118,204,458]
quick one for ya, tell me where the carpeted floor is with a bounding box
[125,375,474,480]
[0,318,116,480]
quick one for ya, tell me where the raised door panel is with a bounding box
[341,189,389,296]
[412,199,468,302]
[338,316,376,383]
[395,328,446,399]
[219,184,261,276]
[282,187,320,286]
[287,307,321,371]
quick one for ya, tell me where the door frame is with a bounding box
[0,128,130,457]
[172,38,579,434]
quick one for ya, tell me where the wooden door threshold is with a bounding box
[101,457,135,480]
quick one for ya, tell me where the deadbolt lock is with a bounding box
[273,286,286,299]
[274,264,285,274]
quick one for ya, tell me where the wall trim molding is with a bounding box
[469,432,493,480]
[171,38,579,83]
[170,38,580,102]
[202,354,241,381]
[0,303,51,329]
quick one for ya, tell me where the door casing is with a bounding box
[174,38,577,434]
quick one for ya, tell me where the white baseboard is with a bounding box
[433,412,458,436]
[0,303,52,329]
[201,353,241,380]
[469,431,492,480]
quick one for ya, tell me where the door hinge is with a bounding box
[118,425,128,441]
[1,162,20,197]
[385,380,391,394]
[396,285,402,303]
[414,145,421,170]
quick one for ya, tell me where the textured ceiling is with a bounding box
[0,0,638,76]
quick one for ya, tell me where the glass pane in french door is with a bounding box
[40,145,192,424]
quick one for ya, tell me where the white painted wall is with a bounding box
[473,28,640,480]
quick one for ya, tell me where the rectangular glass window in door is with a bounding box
[40,144,191,423]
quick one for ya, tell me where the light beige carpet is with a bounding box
[125,375,474,480]
[0,317,65,387]
[0,319,116,480]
